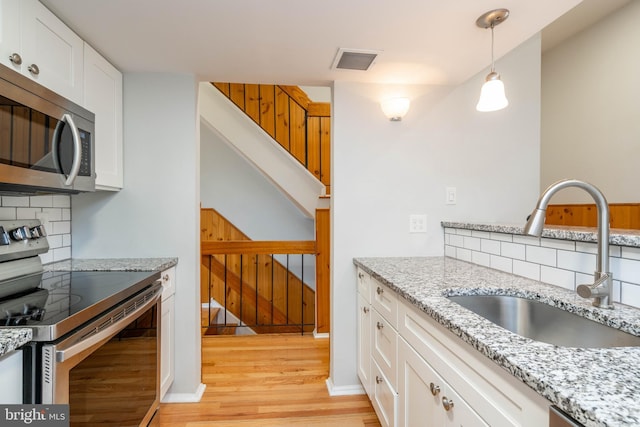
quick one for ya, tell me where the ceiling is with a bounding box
[41,0,585,86]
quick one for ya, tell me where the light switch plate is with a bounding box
[446,187,457,205]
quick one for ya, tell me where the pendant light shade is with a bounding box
[476,71,508,112]
[475,9,509,112]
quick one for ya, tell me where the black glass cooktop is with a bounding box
[0,269,161,341]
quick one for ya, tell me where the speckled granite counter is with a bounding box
[354,256,640,427]
[44,257,178,272]
[442,221,640,248]
[0,328,32,357]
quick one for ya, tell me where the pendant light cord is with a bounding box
[490,24,495,73]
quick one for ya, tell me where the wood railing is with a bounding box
[212,82,331,194]
[546,203,640,230]
[201,240,316,334]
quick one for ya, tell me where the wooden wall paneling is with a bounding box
[275,87,290,151]
[545,203,640,230]
[315,207,330,334]
[320,117,331,194]
[259,85,276,139]
[289,100,307,166]
[306,117,321,180]
[307,102,331,117]
[229,83,246,110]
[278,85,311,109]
[213,82,230,97]
[244,84,261,124]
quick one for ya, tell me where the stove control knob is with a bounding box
[30,225,46,238]
[0,226,10,245]
[10,226,32,241]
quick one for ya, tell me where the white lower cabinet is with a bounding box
[398,338,487,426]
[160,267,176,400]
[356,268,550,427]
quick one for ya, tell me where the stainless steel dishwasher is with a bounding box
[550,406,584,427]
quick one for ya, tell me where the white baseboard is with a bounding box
[161,383,206,403]
[325,377,365,396]
[313,329,329,339]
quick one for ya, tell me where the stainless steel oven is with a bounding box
[0,63,95,194]
[0,219,161,426]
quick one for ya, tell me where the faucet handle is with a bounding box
[577,273,613,308]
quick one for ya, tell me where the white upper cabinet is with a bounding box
[0,0,84,104]
[83,43,123,190]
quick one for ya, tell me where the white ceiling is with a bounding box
[41,0,584,86]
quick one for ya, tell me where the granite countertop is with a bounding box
[44,257,178,272]
[0,328,32,358]
[354,256,640,427]
[442,221,640,248]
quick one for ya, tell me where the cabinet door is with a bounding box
[372,308,397,389]
[160,294,175,400]
[0,0,23,72]
[357,268,371,304]
[84,43,123,190]
[357,294,372,397]
[20,0,83,103]
[372,360,397,427]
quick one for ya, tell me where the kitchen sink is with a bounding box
[447,294,640,348]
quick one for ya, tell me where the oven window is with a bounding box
[68,304,158,426]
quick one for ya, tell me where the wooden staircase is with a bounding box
[212,83,331,194]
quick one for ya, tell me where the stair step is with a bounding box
[201,307,221,327]
[204,324,238,336]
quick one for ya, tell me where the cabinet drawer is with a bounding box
[398,301,548,426]
[372,308,397,389]
[372,359,397,427]
[357,267,371,303]
[372,280,398,328]
[357,293,373,398]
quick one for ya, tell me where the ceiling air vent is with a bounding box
[331,48,380,71]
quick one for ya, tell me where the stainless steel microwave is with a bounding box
[0,63,95,194]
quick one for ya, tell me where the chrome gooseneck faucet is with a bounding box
[524,179,614,309]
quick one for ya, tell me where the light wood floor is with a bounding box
[157,334,380,426]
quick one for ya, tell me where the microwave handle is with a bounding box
[61,113,82,186]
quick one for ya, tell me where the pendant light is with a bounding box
[475,9,509,112]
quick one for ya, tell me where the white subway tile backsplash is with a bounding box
[513,235,540,246]
[463,236,481,251]
[513,260,540,281]
[472,251,490,267]
[490,255,512,273]
[526,245,557,267]
[541,238,575,251]
[450,234,464,248]
[456,248,472,262]
[501,242,525,260]
[557,250,596,275]
[444,226,640,307]
[481,239,501,255]
[541,266,575,290]
[0,195,72,263]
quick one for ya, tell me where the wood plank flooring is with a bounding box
[157,334,380,426]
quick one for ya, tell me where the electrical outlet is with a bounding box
[446,187,457,205]
[409,214,427,233]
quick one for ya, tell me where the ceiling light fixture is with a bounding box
[380,97,410,121]
[475,9,509,112]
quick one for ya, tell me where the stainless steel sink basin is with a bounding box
[447,295,640,348]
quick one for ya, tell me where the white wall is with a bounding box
[71,73,202,397]
[541,1,640,203]
[330,35,543,390]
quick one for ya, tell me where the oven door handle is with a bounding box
[55,284,162,363]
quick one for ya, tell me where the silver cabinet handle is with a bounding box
[358,272,364,279]
[9,53,22,65]
[363,307,369,314]
[376,321,383,330]
[429,382,440,396]
[376,287,383,295]
[28,63,40,75]
[375,376,384,384]
[442,396,454,411]
[163,274,169,281]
